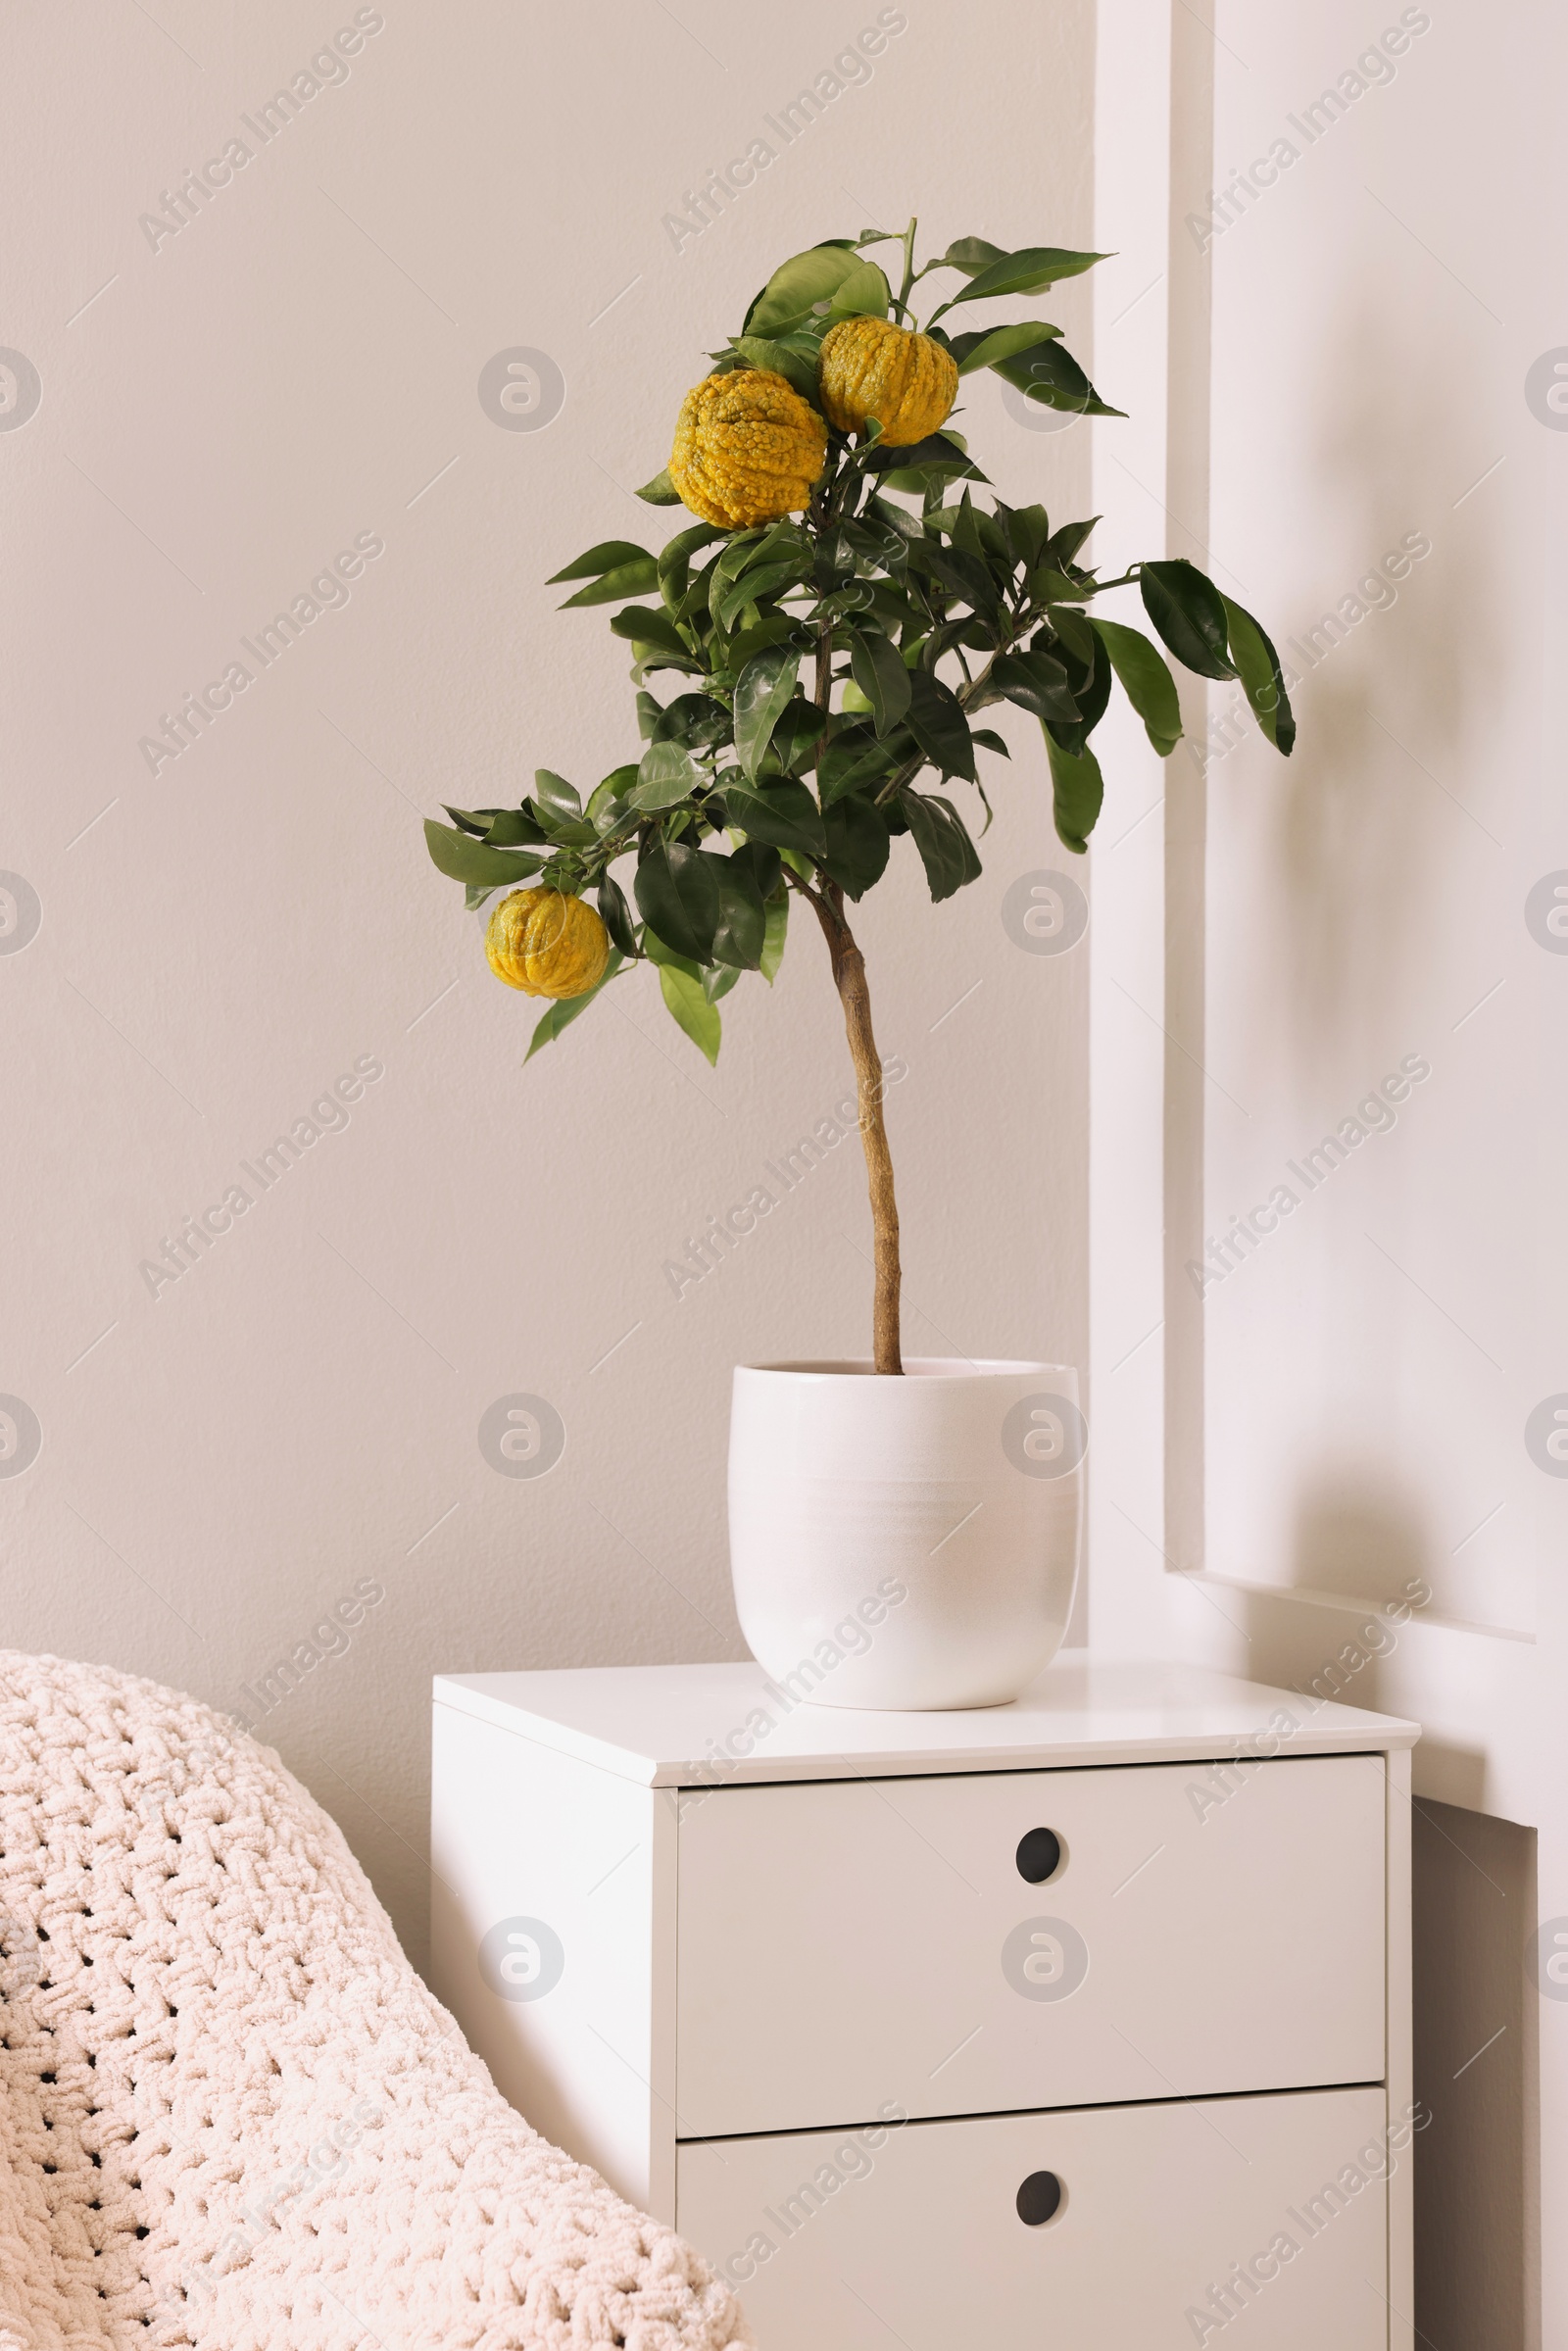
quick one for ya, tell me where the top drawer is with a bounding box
[675,1754,1385,2137]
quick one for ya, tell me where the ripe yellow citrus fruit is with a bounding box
[817,317,959,447]
[485,889,610,1000]
[669,369,828,529]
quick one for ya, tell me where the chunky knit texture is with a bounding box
[0,1650,754,2351]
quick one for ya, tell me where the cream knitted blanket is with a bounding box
[0,1650,754,2351]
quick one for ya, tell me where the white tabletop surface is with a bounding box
[432,1654,1420,1788]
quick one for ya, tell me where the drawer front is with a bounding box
[676,1755,1385,2135]
[678,2086,1393,2350]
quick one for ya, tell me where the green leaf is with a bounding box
[637,467,682,505]
[597,874,638,957]
[827,259,893,320]
[640,928,701,978]
[900,791,982,903]
[721,775,826,859]
[923,540,1002,615]
[850,629,913,737]
[1046,625,1111,756]
[1050,609,1095,666]
[534,769,581,818]
[904,669,977,782]
[818,721,897,808]
[587,766,639,834]
[760,889,788,984]
[715,559,809,632]
[558,556,660,610]
[704,963,741,1004]
[464,882,500,911]
[706,527,766,609]
[727,837,782,899]
[649,693,729,751]
[1000,503,1054,568]
[1220,594,1296,755]
[545,539,654,586]
[634,837,722,963]
[480,808,549,847]
[609,605,691,656]
[1140,560,1237,682]
[949,320,1064,375]
[1091,618,1183,757]
[658,521,727,609]
[744,241,862,336]
[423,819,545,887]
[731,335,820,404]
[629,739,705,811]
[710,855,767,969]
[734,645,801,780]
[991,338,1124,419]
[941,237,1008,274]
[950,246,1109,303]
[991,649,1081,725]
[1045,518,1098,569]
[523,954,625,1060]
[1044,732,1104,855]
[1027,564,1096,605]
[442,804,493,837]
[658,963,721,1064]
[822,795,891,900]
[528,807,596,849]
[729,613,808,669]
[865,429,988,483]
[970,727,1010,758]
[765,695,828,774]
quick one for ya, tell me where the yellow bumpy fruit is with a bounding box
[485,888,610,1000]
[669,369,828,530]
[817,317,959,447]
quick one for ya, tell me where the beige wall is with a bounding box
[1,1,1096,1964]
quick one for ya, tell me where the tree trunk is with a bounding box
[808,884,903,1375]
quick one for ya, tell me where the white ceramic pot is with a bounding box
[728,1357,1084,1711]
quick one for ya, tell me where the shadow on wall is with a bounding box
[1266,293,1502,1080]
[1411,1798,1540,2351]
[1289,1469,1434,1614]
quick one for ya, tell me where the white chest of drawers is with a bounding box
[430,1657,1418,2350]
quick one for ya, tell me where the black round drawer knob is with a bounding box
[1015,1827,1062,1884]
[1016,2170,1063,2228]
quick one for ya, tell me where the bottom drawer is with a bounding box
[678,2086,1394,2349]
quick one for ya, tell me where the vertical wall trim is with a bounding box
[1162,0,1216,1572]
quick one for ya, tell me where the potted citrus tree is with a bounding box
[424,221,1293,1708]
